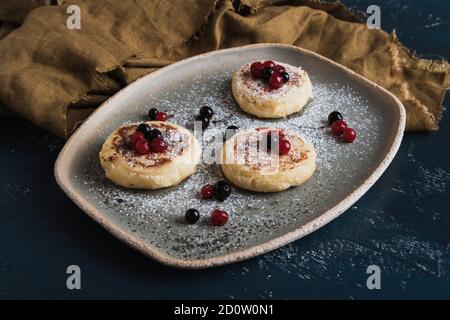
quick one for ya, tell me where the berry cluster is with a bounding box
[250,60,290,90]
[328,111,356,143]
[184,180,233,226]
[264,129,291,156]
[130,123,167,155]
[148,108,168,122]
[195,106,213,130]
[201,180,232,202]
[185,208,229,226]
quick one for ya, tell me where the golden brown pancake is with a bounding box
[99,121,201,189]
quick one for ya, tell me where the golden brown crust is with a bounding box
[100,122,191,168]
[230,128,309,171]
[239,64,303,95]
[232,61,314,118]
[221,127,316,193]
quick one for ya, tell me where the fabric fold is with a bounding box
[0,0,448,138]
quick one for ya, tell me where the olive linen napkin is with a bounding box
[0,0,448,138]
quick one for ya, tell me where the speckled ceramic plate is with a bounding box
[55,44,406,269]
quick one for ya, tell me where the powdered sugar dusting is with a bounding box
[101,122,191,168]
[235,61,306,100]
[78,66,386,261]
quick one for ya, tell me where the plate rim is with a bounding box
[54,43,406,269]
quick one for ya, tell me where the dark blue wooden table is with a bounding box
[0,0,449,299]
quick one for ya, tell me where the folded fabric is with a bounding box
[0,0,448,138]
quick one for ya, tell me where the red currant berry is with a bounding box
[130,131,145,145]
[279,138,291,155]
[268,73,284,89]
[342,128,356,143]
[150,137,167,153]
[135,139,150,155]
[211,209,229,226]
[273,65,285,73]
[331,120,347,136]
[201,184,214,199]
[250,61,264,78]
[263,60,276,69]
[155,112,168,122]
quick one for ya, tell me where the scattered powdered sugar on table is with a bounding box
[81,69,383,260]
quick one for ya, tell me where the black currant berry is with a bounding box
[137,123,152,138]
[224,125,239,141]
[199,106,213,119]
[261,67,274,82]
[148,129,162,141]
[148,108,159,120]
[328,111,343,126]
[214,180,232,202]
[266,132,280,152]
[195,115,210,130]
[280,71,290,83]
[185,209,200,224]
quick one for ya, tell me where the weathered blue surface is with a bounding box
[0,0,449,299]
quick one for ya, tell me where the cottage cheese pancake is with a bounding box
[99,121,201,189]
[232,60,313,118]
[221,128,316,192]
